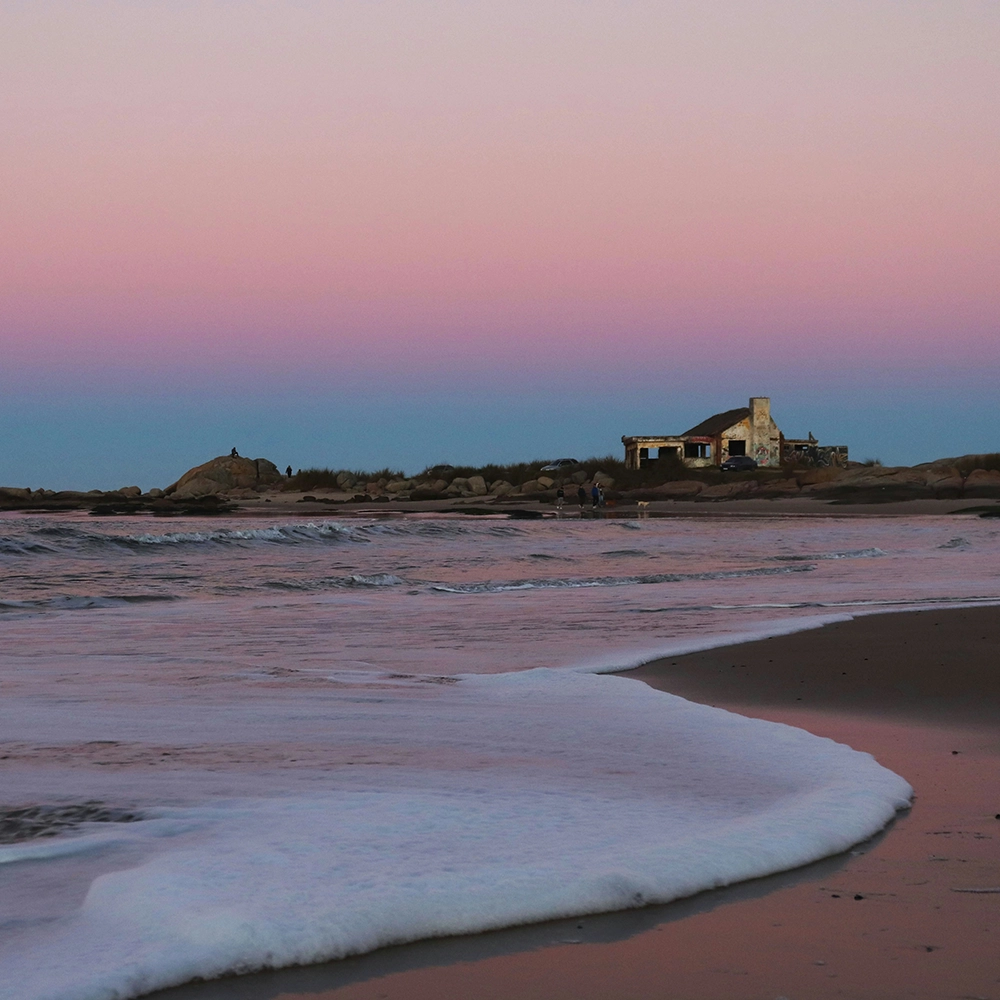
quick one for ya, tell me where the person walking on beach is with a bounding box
[556,485,565,510]
[598,483,605,507]
[286,465,293,478]
[577,484,588,514]
[591,483,600,508]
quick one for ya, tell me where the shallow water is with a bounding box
[0,511,996,999]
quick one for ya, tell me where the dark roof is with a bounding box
[682,407,750,437]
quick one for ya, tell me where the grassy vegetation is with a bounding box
[284,453,795,492]
[284,467,405,491]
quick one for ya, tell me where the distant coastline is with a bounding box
[2,451,999,517]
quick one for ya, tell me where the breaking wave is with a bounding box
[0,522,362,556]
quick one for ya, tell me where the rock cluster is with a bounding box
[0,454,285,514]
[316,468,616,502]
[619,462,1000,503]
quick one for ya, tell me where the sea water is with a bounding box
[1,510,997,1000]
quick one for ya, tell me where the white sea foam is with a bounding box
[2,670,911,1000]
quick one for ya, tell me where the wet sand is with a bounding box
[152,607,1000,1000]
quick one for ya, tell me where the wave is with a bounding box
[771,547,886,562]
[356,521,525,539]
[0,519,532,558]
[264,574,408,592]
[0,521,363,556]
[431,564,816,594]
[938,537,970,549]
[635,594,1000,615]
[0,594,180,613]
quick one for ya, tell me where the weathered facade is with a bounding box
[622,397,847,471]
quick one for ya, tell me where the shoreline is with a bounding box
[150,606,1000,1000]
[2,494,999,519]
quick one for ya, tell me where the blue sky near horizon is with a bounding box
[1,1,997,489]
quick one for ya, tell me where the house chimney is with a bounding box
[750,397,770,459]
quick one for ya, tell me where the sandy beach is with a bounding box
[150,605,1000,1000]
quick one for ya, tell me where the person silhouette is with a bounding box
[230,447,239,458]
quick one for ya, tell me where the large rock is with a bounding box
[467,475,488,496]
[654,480,704,498]
[756,479,801,498]
[166,456,284,499]
[696,481,759,501]
[964,469,1000,498]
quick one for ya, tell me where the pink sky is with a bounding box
[0,2,997,482]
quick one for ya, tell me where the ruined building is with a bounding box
[622,397,848,470]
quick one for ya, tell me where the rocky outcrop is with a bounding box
[964,469,1000,498]
[165,456,283,499]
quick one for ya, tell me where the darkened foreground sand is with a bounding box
[153,608,1000,1000]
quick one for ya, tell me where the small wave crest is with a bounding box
[0,594,180,613]
[265,573,407,592]
[772,547,886,562]
[938,537,970,549]
[432,563,816,594]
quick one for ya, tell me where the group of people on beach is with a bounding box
[555,483,605,513]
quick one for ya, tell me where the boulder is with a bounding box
[166,456,284,499]
[385,479,414,494]
[923,467,964,498]
[520,480,541,494]
[964,469,1000,498]
[147,488,164,499]
[490,480,514,496]
[467,475,488,496]
[592,471,615,487]
[654,480,704,498]
[756,479,802,498]
[536,476,555,490]
[696,481,759,501]
[795,467,847,487]
[571,471,588,484]
[171,477,220,500]
[118,486,142,498]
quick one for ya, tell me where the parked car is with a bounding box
[540,458,580,471]
[720,455,758,472]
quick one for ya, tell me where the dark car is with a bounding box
[720,455,758,472]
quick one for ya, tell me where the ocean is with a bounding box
[1,509,997,1000]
